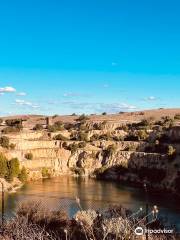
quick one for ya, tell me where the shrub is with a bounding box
[25,153,33,160]
[0,153,8,178]
[90,134,99,141]
[41,167,51,178]
[48,121,64,132]
[167,145,176,160]
[78,142,86,148]
[0,119,3,124]
[99,133,112,141]
[71,167,85,176]
[33,124,43,131]
[0,136,10,148]
[67,143,79,153]
[78,131,88,141]
[124,134,139,141]
[174,114,180,120]
[102,112,107,115]
[76,114,89,122]
[18,167,28,182]
[6,158,20,182]
[137,130,148,140]
[2,126,21,134]
[5,119,22,128]
[9,143,16,150]
[53,134,68,141]
[52,114,58,118]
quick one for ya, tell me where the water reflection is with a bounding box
[1,176,180,230]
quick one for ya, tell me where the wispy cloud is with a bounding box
[0,86,16,93]
[16,92,27,96]
[63,92,92,97]
[61,101,137,113]
[143,96,158,101]
[15,99,40,108]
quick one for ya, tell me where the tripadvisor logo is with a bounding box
[134,227,174,236]
[134,227,144,236]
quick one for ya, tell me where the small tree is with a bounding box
[167,145,176,160]
[0,136,10,148]
[25,153,33,160]
[33,124,43,131]
[0,153,8,178]
[41,167,50,178]
[18,166,28,182]
[78,142,86,148]
[6,158,20,182]
[76,114,89,122]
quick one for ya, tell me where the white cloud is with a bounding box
[61,101,137,113]
[0,86,16,93]
[63,92,92,97]
[143,96,158,101]
[63,92,80,97]
[15,99,40,108]
[16,92,27,96]
[15,99,31,106]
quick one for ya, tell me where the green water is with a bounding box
[1,176,180,231]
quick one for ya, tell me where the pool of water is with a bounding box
[1,176,180,232]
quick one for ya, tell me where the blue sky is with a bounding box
[0,0,180,115]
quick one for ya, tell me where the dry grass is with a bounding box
[0,201,178,240]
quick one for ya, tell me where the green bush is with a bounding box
[18,167,28,182]
[0,153,8,178]
[48,121,64,132]
[76,114,89,122]
[6,158,20,182]
[99,133,112,141]
[78,142,86,148]
[33,124,43,131]
[78,131,88,141]
[5,119,22,128]
[52,114,59,119]
[53,134,68,141]
[0,136,10,148]
[102,112,107,115]
[41,167,51,178]
[90,134,99,141]
[167,145,176,160]
[25,153,33,160]
[67,143,79,153]
[2,126,21,134]
[174,114,180,120]
[9,143,16,150]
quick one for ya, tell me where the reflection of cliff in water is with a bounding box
[0,176,180,230]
